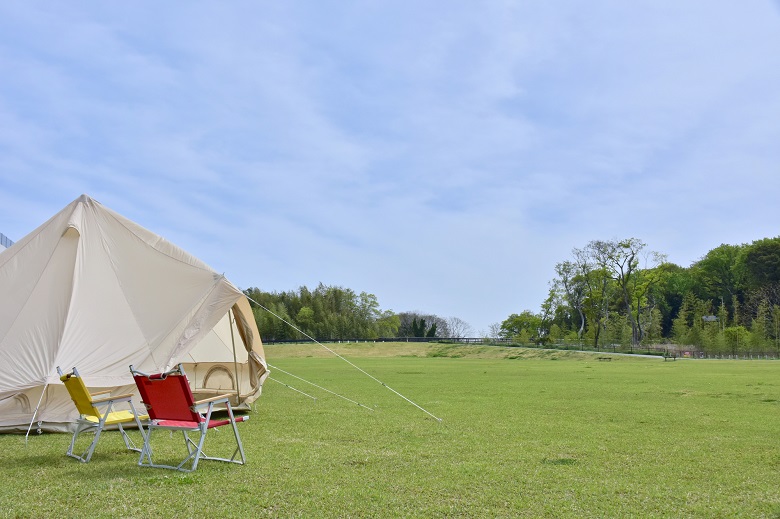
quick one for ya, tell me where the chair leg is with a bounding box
[138,426,154,466]
[66,421,94,462]
[129,400,148,447]
[118,422,144,454]
[138,427,201,472]
[187,427,208,472]
[118,423,131,450]
[173,430,204,472]
[84,427,104,462]
[136,407,245,472]
[227,405,246,464]
[66,419,103,463]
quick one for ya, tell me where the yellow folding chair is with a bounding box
[57,366,147,463]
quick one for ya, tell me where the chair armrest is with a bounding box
[91,393,134,405]
[193,394,230,407]
[90,389,114,396]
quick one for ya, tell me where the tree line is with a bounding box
[243,236,780,355]
[500,236,780,354]
[243,283,473,342]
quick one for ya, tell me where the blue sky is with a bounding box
[1,2,780,334]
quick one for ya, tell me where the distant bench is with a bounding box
[664,353,677,361]
[597,357,612,362]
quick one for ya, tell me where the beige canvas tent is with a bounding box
[0,195,268,433]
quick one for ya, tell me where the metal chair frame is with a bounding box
[57,366,146,463]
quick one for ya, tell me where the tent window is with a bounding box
[202,365,235,391]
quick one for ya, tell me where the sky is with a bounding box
[1,2,780,335]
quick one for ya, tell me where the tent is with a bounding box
[0,195,268,433]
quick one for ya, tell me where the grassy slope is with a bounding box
[0,342,778,518]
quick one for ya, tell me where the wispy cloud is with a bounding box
[1,1,779,331]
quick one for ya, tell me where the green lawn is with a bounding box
[1,343,778,518]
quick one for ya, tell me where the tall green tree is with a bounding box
[500,311,542,341]
[600,238,665,347]
[749,299,770,350]
[409,317,438,338]
[554,260,586,339]
[671,293,693,344]
[734,237,780,293]
[690,244,743,308]
[572,242,614,349]
[653,262,695,337]
[398,312,450,338]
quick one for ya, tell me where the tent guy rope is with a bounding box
[248,297,442,422]
[269,364,373,410]
[267,376,318,401]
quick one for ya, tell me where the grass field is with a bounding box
[0,343,778,518]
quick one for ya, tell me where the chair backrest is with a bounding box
[59,368,100,417]
[133,368,203,424]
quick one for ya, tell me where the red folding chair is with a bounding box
[130,364,249,472]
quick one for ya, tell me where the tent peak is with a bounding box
[75,194,98,205]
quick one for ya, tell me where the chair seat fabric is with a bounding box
[154,418,237,429]
[85,410,148,426]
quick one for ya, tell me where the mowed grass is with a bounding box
[0,343,778,518]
